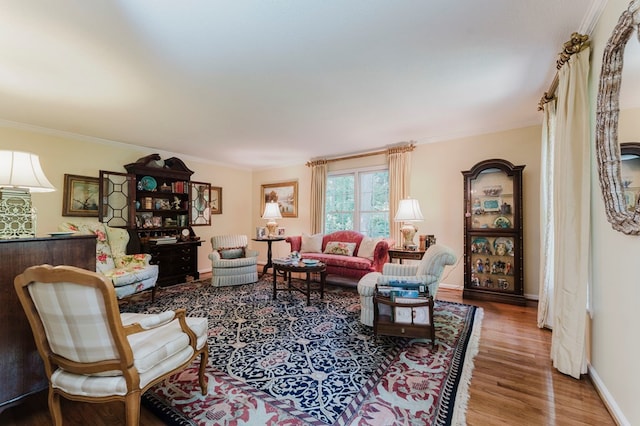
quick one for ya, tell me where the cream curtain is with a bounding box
[544,48,590,379]
[309,159,327,234]
[537,100,556,329]
[387,145,413,245]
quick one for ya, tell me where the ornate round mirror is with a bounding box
[596,1,640,234]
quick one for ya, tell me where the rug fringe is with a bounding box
[451,307,484,426]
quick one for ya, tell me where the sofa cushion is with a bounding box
[324,241,357,256]
[301,233,323,253]
[357,236,382,260]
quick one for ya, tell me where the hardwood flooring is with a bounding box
[0,286,614,425]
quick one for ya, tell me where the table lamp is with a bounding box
[394,198,424,249]
[0,151,55,239]
[262,201,282,237]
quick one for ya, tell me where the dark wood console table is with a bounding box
[0,235,96,412]
[388,248,426,264]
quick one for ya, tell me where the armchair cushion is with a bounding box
[219,247,246,259]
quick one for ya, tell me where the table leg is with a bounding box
[305,272,311,306]
[272,265,277,300]
[320,270,326,300]
[262,240,274,276]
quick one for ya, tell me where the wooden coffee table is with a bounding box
[272,260,326,306]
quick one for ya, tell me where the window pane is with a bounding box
[325,169,389,236]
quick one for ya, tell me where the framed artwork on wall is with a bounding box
[62,174,99,217]
[261,181,298,218]
[211,186,222,214]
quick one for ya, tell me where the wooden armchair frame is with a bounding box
[14,264,208,426]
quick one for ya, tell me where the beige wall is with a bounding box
[252,125,542,296]
[590,1,640,423]
[0,124,254,275]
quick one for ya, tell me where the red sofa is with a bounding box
[285,230,393,286]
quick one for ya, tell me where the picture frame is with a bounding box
[211,186,222,214]
[256,227,266,239]
[261,181,298,218]
[277,227,286,236]
[62,174,100,217]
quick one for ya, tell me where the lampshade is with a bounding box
[0,151,55,192]
[394,198,424,222]
[262,201,282,220]
[262,201,282,237]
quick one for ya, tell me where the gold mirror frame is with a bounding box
[596,0,640,234]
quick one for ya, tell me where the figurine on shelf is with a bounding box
[172,196,181,210]
[505,261,512,275]
[476,258,484,273]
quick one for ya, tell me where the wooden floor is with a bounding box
[0,286,614,425]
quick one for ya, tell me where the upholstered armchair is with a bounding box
[14,264,208,426]
[59,222,159,301]
[209,234,259,287]
[357,244,457,326]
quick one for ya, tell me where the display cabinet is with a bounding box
[99,154,210,286]
[462,159,525,305]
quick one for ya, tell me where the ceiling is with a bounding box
[0,0,627,170]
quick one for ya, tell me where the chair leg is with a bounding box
[151,285,157,302]
[48,388,62,426]
[198,349,209,395]
[124,391,141,426]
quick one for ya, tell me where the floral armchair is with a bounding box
[59,222,159,301]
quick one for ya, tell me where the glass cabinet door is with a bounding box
[469,168,514,230]
[462,159,525,305]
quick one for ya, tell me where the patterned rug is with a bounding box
[121,278,483,425]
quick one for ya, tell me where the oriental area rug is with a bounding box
[121,277,483,425]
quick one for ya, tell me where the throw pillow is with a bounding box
[357,236,382,260]
[323,241,357,256]
[219,247,245,259]
[301,233,323,253]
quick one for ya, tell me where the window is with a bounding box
[325,167,389,237]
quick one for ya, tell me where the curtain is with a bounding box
[546,47,590,379]
[387,145,413,245]
[309,159,327,234]
[537,100,556,329]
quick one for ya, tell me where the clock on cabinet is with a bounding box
[462,159,526,306]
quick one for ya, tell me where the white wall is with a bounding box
[590,1,640,423]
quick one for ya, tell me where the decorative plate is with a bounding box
[470,237,492,255]
[493,237,514,256]
[140,176,157,191]
[302,259,319,265]
[494,216,511,229]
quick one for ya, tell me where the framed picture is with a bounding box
[277,227,286,236]
[62,174,100,217]
[256,226,266,239]
[211,186,222,214]
[261,181,298,218]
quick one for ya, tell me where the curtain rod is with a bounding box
[538,32,590,111]
[306,143,415,167]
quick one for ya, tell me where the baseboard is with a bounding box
[588,363,630,425]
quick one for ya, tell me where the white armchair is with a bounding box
[14,264,208,426]
[209,234,259,287]
[357,244,457,326]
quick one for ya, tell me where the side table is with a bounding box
[388,248,426,264]
[272,261,326,306]
[252,237,285,276]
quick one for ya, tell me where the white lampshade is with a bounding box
[262,201,282,220]
[0,151,55,192]
[394,198,424,222]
